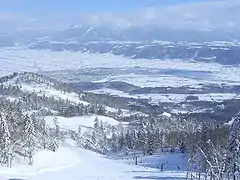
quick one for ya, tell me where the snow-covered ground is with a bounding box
[106,106,148,117]
[0,47,239,87]
[89,88,240,103]
[20,82,89,105]
[111,152,188,171]
[45,115,121,132]
[4,76,89,105]
[0,140,188,180]
[93,74,223,88]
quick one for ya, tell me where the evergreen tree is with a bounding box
[137,126,147,155]
[23,115,36,165]
[94,117,99,129]
[77,125,83,146]
[0,111,12,167]
[53,116,60,149]
[146,129,154,155]
[228,112,240,179]
[110,127,117,152]
[91,131,97,145]
[118,131,125,151]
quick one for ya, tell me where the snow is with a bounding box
[19,82,89,105]
[0,47,239,88]
[45,115,120,132]
[225,116,236,126]
[94,72,240,88]
[0,140,188,180]
[105,106,148,117]
[89,88,240,103]
[149,93,240,104]
[162,112,172,118]
[111,151,188,171]
[89,88,136,99]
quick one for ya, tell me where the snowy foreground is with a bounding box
[0,140,187,180]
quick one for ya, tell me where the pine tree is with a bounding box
[0,111,12,167]
[137,126,147,155]
[130,128,137,157]
[228,112,240,179]
[118,131,125,151]
[23,115,36,165]
[77,126,83,146]
[99,122,107,151]
[94,117,99,129]
[40,119,50,150]
[146,129,154,155]
[53,116,60,148]
[125,129,133,150]
[110,127,117,152]
[91,131,97,145]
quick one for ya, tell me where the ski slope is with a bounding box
[0,140,187,180]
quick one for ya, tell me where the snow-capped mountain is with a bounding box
[2,0,240,44]
[1,1,240,66]
[28,40,240,65]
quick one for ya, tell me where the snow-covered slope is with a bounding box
[2,72,89,106]
[45,115,121,132]
[0,140,187,180]
[19,82,89,105]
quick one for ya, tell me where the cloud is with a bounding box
[0,13,39,32]
[1,0,240,32]
[70,0,240,31]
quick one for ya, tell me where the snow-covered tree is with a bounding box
[0,111,12,167]
[40,119,50,150]
[53,116,61,146]
[146,129,154,155]
[77,125,83,146]
[118,131,125,151]
[94,117,99,129]
[228,112,240,179]
[137,126,147,155]
[23,115,36,165]
[110,127,118,152]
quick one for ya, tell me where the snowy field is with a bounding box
[93,73,240,88]
[0,140,188,180]
[0,47,239,88]
[89,88,240,103]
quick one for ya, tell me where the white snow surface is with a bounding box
[3,77,89,105]
[21,83,88,105]
[45,115,120,132]
[0,47,240,88]
[111,151,188,171]
[105,106,148,117]
[89,88,240,103]
[94,72,240,88]
[0,140,187,180]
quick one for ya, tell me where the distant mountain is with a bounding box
[2,0,240,43]
[1,0,240,65]
[29,40,240,65]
